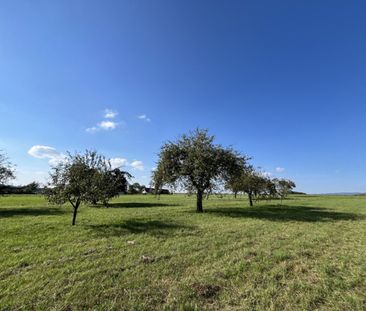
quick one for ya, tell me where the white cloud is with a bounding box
[138,114,151,122]
[275,167,285,173]
[86,109,120,133]
[28,145,66,165]
[110,157,128,169]
[104,109,118,119]
[28,146,144,175]
[99,120,117,130]
[109,157,144,171]
[130,160,144,171]
[86,121,118,133]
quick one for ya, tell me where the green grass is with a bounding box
[1,194,366,310]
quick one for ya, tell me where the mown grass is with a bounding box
[0,194,365,310]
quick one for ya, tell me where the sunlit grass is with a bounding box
[1,194,365,310]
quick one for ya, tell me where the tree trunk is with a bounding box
[71,200,80,226]
[196,190,203,213]
[234,191,237,199]
[248,192,253,207]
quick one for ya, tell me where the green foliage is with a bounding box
[47,150,132,224]
[22,182,40,194]
[274,178,296,201]
[92,168,132,205]
[0,182,40,195]
[226,168,272,206]
[154,129,248,212]
[227,167,296,206]
[128,182,144,194]
[0,151,15,186]
[47,151,99,225]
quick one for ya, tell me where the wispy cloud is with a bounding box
[86,126,99,133]
[28,145,66,166]
[275,167,285,173]
[138,114,151,122]
[104,109,118,119]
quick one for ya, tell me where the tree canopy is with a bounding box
[153,129,248,212]
[0,151,15,186]
[226,167,296,206]
[273,178,296,202]
[47,150,132,225]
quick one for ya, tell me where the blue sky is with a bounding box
[1,1,366,193]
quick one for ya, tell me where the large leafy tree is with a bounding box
[0,151,15,186]
[154,129,248,212]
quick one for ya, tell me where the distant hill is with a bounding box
[319,192,365,196]
[289,191,307,195]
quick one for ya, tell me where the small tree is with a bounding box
[47,150,109,225]
[93,168,132,205]
[154,129,247,212]
[275,178,296,203]
[23,182,40,194]
[0,151,15,186]
[229,171,296,206]
[226,168,272,206]
[128,182,143,194]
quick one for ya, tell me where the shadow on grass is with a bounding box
[0,207,65,218]
[205,205,364,222]
[92,202,179,209]
[89,219,195,237]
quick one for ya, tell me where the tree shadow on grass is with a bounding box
[89,219,195,237]
[92,202,180,209]
[205,205,365,222]
[0,207,66,218]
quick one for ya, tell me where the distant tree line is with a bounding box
[226,168,296,206]
[127,182,171,195]
[0,182,41,195]
[0,151,43,195]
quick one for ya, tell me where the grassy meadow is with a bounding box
[0,194,365,310]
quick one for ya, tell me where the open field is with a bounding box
[0,194,365,310]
